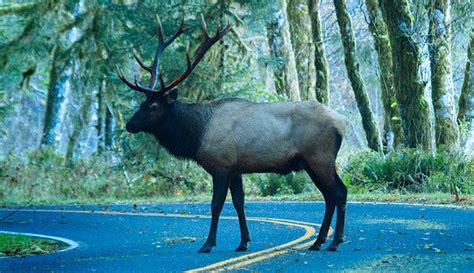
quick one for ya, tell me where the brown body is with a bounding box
[118,16,349,253]
[198,100,346,175]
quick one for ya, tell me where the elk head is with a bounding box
[117,15,231,134]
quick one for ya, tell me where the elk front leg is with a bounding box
[230,174,251,251]
[198,172,230,253]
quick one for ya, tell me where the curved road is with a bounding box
[0,202,473,272]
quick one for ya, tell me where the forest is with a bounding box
[0,0,472,204]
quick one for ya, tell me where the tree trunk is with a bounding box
[217,0,228,93]
[66,93,93,165]
[334,0,382,151]
[428,0,460,150]
[41,46,68,147]
[380,0,433,150]
[457,30,473,130]
[365,0,404,150]
[96,77,107,154]
[287,0,316,100]
[104,104,115,150]
[307,0,329,104]
[267,0,301,101]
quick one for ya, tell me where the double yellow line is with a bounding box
[3,208,330,272]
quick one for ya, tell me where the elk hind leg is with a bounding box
[306,167,336,251]
[326,171,347,251]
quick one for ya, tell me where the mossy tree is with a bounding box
[428,0,460,150]
[307,0,329,104]
[380,0,433,150]
[364,0,404,150]
[334,0,382,151]
[267,0,301,101]
[287,0,316,100]
[41,7,97,147]
[458,29,473,131]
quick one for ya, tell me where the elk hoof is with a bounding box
[309,239,325,251]
[198,244,214,253]
[235,243,248,252]
[325,243,339,251]
[326,239,342,251]
[308,243,321,251]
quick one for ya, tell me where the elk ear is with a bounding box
[165,89,178,104]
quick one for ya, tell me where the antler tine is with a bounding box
[116,65,156,94]
[198,14,209,39]
[159,73,166,90]
[156,15,164,44]
[118,15,230,96]
[148,15,187,91]
[164,15,186,47]
[133,49,152,72]
[159,16,231,94]
[185,43,192,67]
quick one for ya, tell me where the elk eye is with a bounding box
[150,103,159,110]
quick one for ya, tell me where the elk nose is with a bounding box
[126,122,140,134]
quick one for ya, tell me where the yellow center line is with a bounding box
[1,208,331,272]
[186,220,318,273]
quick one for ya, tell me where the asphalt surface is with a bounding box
[0,202,473,272]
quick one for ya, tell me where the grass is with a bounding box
[0,148,472,207]
[1,192,472,206]
[0,233,68,256]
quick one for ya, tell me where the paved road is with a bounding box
[0,202,473,272]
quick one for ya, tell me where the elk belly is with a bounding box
[197,107,301,174]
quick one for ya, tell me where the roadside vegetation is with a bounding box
[0,233,67,256]
[1,147,472,205]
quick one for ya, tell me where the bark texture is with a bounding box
[41,46,68,146]
[267,0,301,101]
[104,104,115,149]
[458,30,473,129]
[365,0,404,149]
[428,0,460,150]
[66,93,93,164]
[380,0,432,150]
[334,0,382,151]
[307,0,329,104]
[287,0,316,100]
[96,77,107,153]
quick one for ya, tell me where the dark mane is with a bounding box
[150,101,213,160]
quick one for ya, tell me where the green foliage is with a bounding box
[249,172,310,196]
[1,147,473,203]
[343,149,474,194]
[0,233,67,256]
[0,146,210,202]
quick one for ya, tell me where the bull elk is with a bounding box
[117,15,348,253]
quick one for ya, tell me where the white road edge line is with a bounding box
[0,230,79,258]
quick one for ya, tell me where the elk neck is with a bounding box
[149,101,212,160]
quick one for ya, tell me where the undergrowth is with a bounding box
[0,147,472,204]
[342,148,473,194]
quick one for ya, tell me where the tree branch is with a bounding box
[0,3,37,16]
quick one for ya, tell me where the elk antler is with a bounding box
[117,15,231,96]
